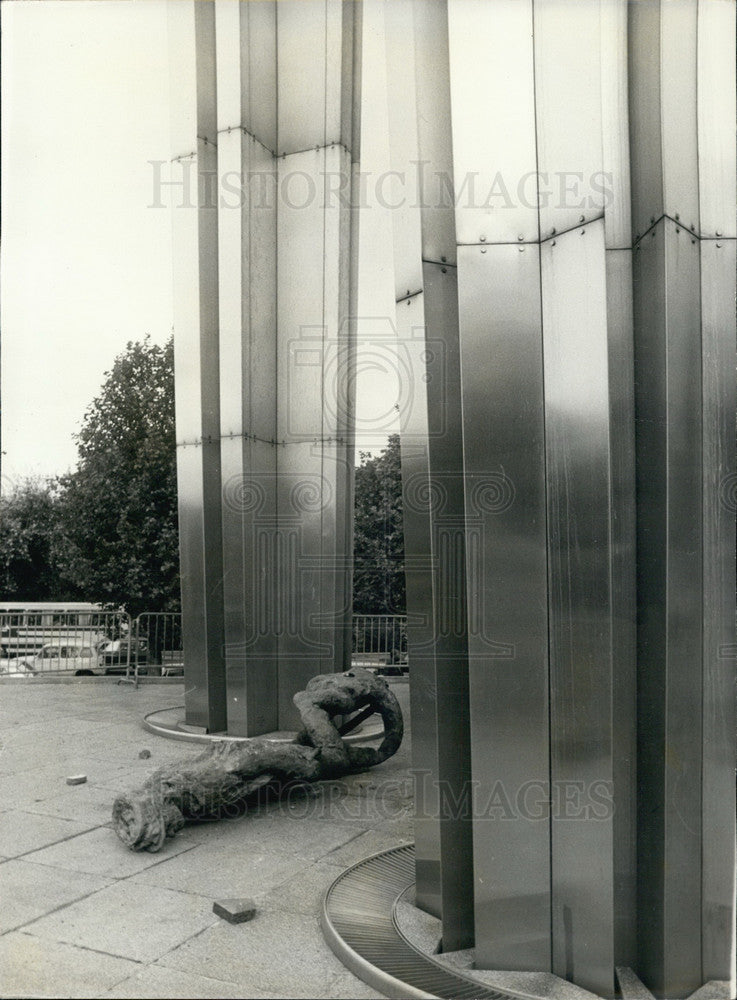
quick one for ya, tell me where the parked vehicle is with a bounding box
[98,638,149,674]
[0,652,37,677]
[7,643,104,676]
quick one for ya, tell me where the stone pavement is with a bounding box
[0,680,414,999]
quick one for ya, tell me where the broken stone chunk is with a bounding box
[212,898,257,924]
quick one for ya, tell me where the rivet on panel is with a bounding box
[518,247,525,253]
[675,213,680,221]
[650,216,655,224]
[441,256,447,263]
[676,228,680,235]
[691,238,696,244]
[518,234,524,241]
[551,240,557,247]
[716,230,723,237]
[481,248,487,254]
[480,235,487,242]
[551,228,556,236]
[717,242,723,249]
[580,229,585,236]
[579,214,585,223]
[441,267,447,273]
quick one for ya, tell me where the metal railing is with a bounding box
[0,609,408,681]
[351,614,408,671]
[0,610,132,678]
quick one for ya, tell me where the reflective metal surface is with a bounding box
[660,0,699,231]
[276,0,343,155]
[634,220,702,997]
[447,0,538,245]
[604,248,637,971]
[533,0,604,238]
[457,241,550,972]
[699,238,736,983]
[627,0,663,240]
[169,0,226,735]
[600,0,631,250]
[696,0,737,240]
[542,220,615,998]
[413,0,456,266]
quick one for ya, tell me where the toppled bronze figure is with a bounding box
[112,667,403,852]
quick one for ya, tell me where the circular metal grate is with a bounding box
[321,844,528,1000]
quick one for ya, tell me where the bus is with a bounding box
[0,602,126,658]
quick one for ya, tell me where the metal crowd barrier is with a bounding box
[0,610,132,679]
[351,614,408,672]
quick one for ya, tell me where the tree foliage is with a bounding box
[55,336,180,618]
[0,478,79,601]
[352,434,406,614]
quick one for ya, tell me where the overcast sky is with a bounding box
[1,0,397,490]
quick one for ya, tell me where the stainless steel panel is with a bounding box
[696,0,737,239]
[604,248,637,971]
[634,219,702,998]
[215,0,241,132]
[394,290,443,921]
[533,0,604,239]
[457,242,550,971]
[177,441,227,733]
[194,2,217,146]
[447,0,538,245]
[276,0,342,155]
[600,0,631,250]
[413,0,456,265]
[383,0,424,299]
[167,0,198,160]
[217,127,246,438]
[699,238,736,984]
[278,147,331,446]
[542,219,615,998]
[243,0,277,153]
[627,0,664,240]
[421,261,473,952]
[660,0,699,232]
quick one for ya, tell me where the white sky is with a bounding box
[1,0,397,489]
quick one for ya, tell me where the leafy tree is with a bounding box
[0,477,79,600]
[56,336,180,618]
[352,434,405,614]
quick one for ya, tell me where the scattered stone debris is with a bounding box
[138,749,152,759]
[66,775,87,786]
[213,898,257,924]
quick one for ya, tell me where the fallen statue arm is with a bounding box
[112,667,403,852]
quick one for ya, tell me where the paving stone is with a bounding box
[66,773,88,785]
[24,825,198,879]
[181,810,372,862]
[22,783,121,825]
[258,860,345,916]
[0,858,111,933]
[104,964,281,999]
[324,827,413,868]
[128,841,305,899]
[0,809,95,859]
[213,897,257,923]
[24,880,219,963]
[158,910,362,997]
[0,931,139,998]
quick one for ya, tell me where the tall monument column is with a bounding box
[168,0,361,735]
[385,0,735,996]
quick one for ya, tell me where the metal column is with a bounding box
[384,0,474,951]
[168,1,226,734]
[169,0,361,736]
[629,1,737,994]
